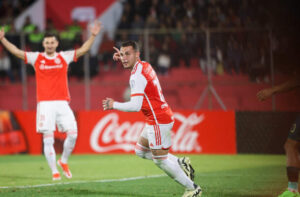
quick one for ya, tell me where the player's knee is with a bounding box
[135,143,150,159]
[67,131,78,141]
[135,148,146,159]
[43,136,54,146]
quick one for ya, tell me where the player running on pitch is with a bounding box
[102,41,202,197]
[0,21,101,180]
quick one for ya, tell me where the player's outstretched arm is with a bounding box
[102,96,143,112]
[257,77,300,101]
[0,27,25,60]
[76,20,102,59]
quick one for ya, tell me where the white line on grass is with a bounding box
[0,174,166,189]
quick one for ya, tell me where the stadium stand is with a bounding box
[0,0,299,111]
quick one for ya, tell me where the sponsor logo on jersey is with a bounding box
[39,64,63,70]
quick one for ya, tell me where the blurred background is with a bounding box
[0,0,299,155]
[0,0,299,111]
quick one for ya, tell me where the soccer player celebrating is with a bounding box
[0,21,101,180]
[102,41,202,197]
[257,77,300,197]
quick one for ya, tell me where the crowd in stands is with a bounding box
[114,0,297,82]
[0,0,298,83]
[114,0,274,82]
[0,0,85,82]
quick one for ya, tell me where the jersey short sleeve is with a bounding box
[25,52,39,66]
[60,50,77,65]
[130,73,147,96]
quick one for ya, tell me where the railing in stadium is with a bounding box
[2,28,291,111]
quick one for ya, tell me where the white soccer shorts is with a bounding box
[141,122,174,150]
[36,101,77,133]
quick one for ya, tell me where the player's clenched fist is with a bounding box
[102,98,114,110]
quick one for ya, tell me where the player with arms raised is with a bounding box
[0,21,101,180]
[102,41,202,197]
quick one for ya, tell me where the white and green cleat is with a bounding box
[178,157,195,181]
[182,184,202,197]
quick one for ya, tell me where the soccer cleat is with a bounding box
[178,157,195,181]
[182,184,202,197]
[57,159,72,179]
[278,189,300,197]
[52,173,61,181]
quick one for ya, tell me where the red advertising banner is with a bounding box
[14,111,42,154]
[4,111,236,155]
[74,111,236,154]
[0,111,28,154]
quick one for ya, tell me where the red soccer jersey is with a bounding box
[25,51,77,102]
[130,60,174,125]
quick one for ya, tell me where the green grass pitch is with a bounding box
[0,154,286,196]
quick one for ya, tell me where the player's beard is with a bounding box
[45,48,56,56]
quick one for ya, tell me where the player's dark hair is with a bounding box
[121,41,139,52]
[43,32,59,41]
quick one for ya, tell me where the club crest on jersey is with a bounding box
[54,58,61,64]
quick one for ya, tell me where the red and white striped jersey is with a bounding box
[25,51,77,102]
[130,60,174,125]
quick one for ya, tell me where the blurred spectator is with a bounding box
[45,19,58,34]
[0,0,11,18]
[145,15,158,29]
[28,26,44,51]
[59,25,77,50]
[98,33,116,71]
[22,16,36,34]
[157,40,171,75]
[178,34,192,67]
[68,19,82,47]
[249,48,270,83]
[224,39,242,75]
[215,46,224,75]
[132,0,148,19]
[130,14,144,41]
[199,47,207,74]
[118,15,131,30]
[0,47,14,82]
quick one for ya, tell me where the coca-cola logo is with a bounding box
[90,112,204,153]
[90,113,144,152]
[172,113,203,152]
